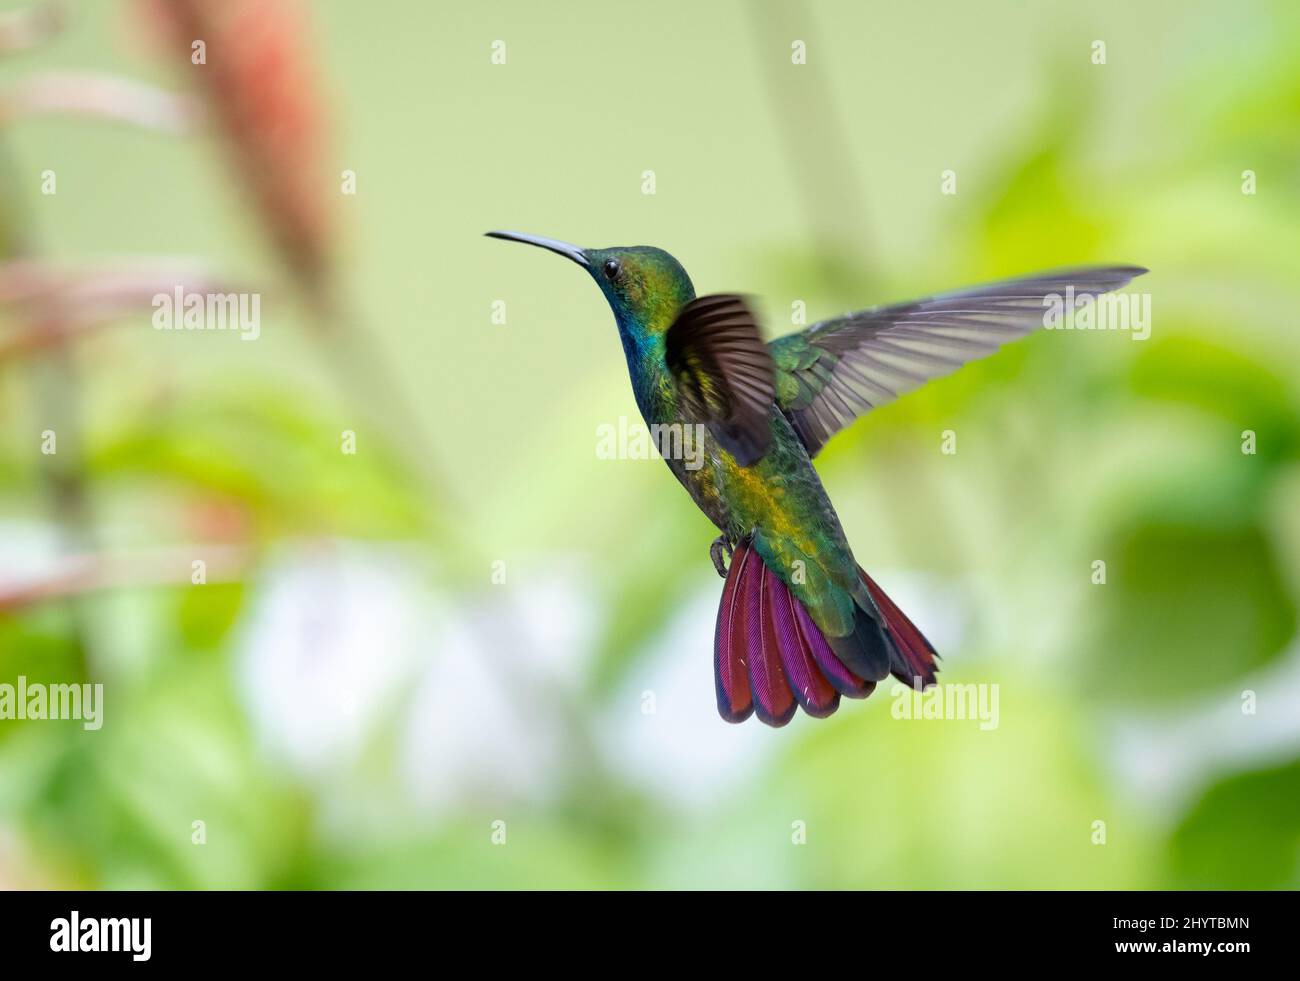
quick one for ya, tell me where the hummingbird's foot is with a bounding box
[709,535,733,579]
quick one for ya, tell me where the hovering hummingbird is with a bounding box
[488,230,1145,727]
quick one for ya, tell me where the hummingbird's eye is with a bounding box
[602,258,621,281]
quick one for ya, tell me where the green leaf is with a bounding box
[1078,520,1295,701]
[1167,758,1300,889]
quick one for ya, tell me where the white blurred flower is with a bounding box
[235,541,425,779]
[398,560,596,814]
[235,543,597,819]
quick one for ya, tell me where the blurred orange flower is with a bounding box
[140,0,333,292]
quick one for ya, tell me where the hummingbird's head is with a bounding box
[581,245,695,333]
[486,231,695,341]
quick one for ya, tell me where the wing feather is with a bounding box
[665,293,776,466]
[769,265,1148,455]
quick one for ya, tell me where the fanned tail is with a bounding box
[714,542,940,726]
[714,539,875,727]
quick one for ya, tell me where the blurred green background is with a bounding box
[1,0,1298,889]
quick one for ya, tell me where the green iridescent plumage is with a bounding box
[570,243,872,653]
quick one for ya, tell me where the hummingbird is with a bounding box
[488,230,1146,727]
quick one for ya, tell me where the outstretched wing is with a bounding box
[768,266,1148,456]
[665,293,776,467]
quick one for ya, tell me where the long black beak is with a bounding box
[486,230,589,268]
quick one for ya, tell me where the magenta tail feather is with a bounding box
[767,570,839,717]
[860,568,940,689]
[714,540,756,723]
